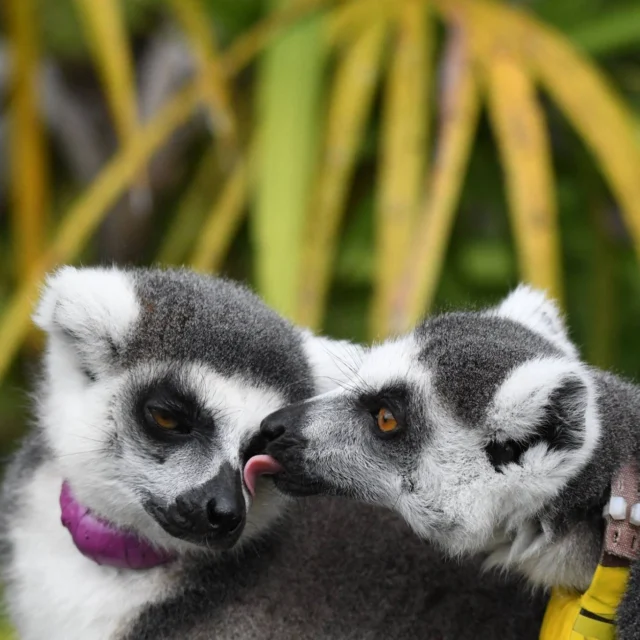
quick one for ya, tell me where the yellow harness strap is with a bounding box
[540,459,639,640]
[540,565,629,640]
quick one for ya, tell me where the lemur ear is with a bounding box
[491,285,578,359]
[487,356,597,460]
[33,266,140,378]
[299,331,365,395]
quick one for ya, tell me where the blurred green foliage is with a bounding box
[1,0,640,451]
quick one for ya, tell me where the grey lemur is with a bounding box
[1,268,544,640]
[260,285,640,638]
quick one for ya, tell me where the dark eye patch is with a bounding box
[356,382,409,419]
[133,377,214,445]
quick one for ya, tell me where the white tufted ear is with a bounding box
[485,355,599,478]
[34,266,140,378]
[491,285,578,359]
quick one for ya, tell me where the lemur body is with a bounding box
[1,269,543,640]
[262,286,640,638]
[1,267,315,639]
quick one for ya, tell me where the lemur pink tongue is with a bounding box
[244,455,283,497]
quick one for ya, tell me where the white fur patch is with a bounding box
[300,332,365,395]
[34,266,140,340]
[40,358,288,556]
[34,266,140,379]
[492,285,579,359]
[488,357,580,440]
[488,356,600,475]
[358,335,423,391]
[8,355,293,638]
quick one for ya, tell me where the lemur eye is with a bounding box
[149,408,179,430]
[376,408,399,433]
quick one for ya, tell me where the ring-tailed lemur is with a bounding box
[0,266,353,639]
[1,268,544,640]
[259,285,640,638]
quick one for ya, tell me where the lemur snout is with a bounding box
[153,462,246,547]
[205,492,244,535]
[260,414,286,442]
[260,402,308,443]
[257,404,332,498]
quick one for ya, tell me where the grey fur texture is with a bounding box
[124,498,544,640]
[0,268,544,639]
[262,285,640,638]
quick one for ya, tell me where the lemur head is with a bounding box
[262,286,601,561]
[34,266,318,555]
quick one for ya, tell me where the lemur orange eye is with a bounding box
[150,408,179,430]
[376,408,398,433]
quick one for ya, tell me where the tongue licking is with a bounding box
[243,455,283,497]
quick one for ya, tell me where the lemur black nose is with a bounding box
[261,403,309,442]
[162,463,246,546]
[206,497,244,534]
[260,413,286,442]
[203,463,246,538]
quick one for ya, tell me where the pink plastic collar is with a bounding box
[60,482,175,570]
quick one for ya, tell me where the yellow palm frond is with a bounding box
[168,0,237,154]
[155,147,218,266]
[0,0,342,383]
[371,0,431,338]
[74,0,150,208]
[3,0,640,387]
[388,21,480,335]
[297,19,388,330]
[74,0,138,145]
[326,0,391,45]
[189,158,249,272]
[252,1,327,319]
[4,0,48,283]
[0,85,200,381]
[529,15,640,261]
[476,5,561,302]
[223,0,331,76]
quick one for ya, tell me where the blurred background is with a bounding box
[0,0,640,463]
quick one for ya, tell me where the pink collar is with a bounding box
[59,482,175,570]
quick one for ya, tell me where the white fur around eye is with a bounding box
[359,335,423,390]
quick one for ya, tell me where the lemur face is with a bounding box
[262,287,601,557]
[34,267,313,554]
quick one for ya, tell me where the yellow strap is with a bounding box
[540,565,629,640]
[573,613,614,638]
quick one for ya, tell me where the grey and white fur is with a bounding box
[262,285,640,638]
[1,268,544,639]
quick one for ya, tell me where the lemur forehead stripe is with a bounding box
[416,313,561,424]
[118,269,312,403]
